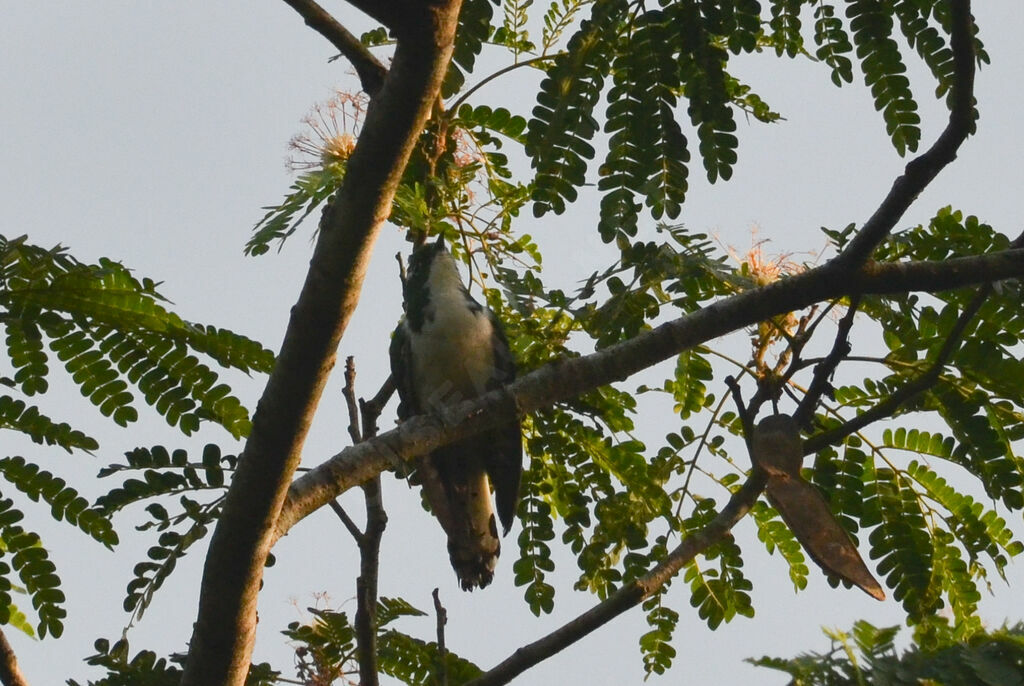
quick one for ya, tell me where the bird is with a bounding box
[389,235,522,590]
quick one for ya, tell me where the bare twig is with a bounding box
[343,357,363,443]
[432,588,448,686]
[355,475,386,686]
[793,295,860,429]
[338,358,389,686]
[361,377,396,439]
[465,472,769,686]
[280,0,387,95]
[449,54,557,112]
[725,375,754,452]
[0,627,28,686]
[330,500,364,542]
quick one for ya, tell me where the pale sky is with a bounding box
[2,3,1023,684]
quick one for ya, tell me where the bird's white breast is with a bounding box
[409,260,496,408]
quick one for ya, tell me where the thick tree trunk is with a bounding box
[0,628,27,686]
[179,4,465,685]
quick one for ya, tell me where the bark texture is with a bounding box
[180,3,465,685]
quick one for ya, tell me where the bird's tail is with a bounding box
[418,454,501,590]
[444,468,501,590]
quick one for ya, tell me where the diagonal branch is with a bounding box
[833,0,977,267]
[275,247,1024,538]
[793,295,859,429]
[280,0,388,95]
[464,472,769,686]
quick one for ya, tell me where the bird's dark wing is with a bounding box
[389,320,417,420]
[485,311,523,534]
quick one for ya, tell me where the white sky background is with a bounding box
[2,2,1024,684]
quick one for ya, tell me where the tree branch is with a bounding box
[355,475,386,686]
[330,500,364,542]
[276,247,1024,538]
[793,296,859,429]
[464,472,769,686]
[834,0,977,266]
[331,357,389,685]
[360,376,395,439]
[180,3,465,685]
[432,589,448,686]
[343,357,363,443]
[0,627,28,686]
[280,0,387,95]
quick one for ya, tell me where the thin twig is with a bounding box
[329,500,364,542]
[725,375,754,452]
[355,475,386,686]
[449,54,557,112]
[361,377,396,438]
[343,357,363,444]
[793,295,860,429]
[432,588,448,686]
[280,0,387,95]
[341,359,388,686]
[777,302,836,385]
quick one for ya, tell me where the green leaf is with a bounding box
[0,456,117,547]
[846,0,921,154]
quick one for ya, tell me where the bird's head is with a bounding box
[404,235,462,305]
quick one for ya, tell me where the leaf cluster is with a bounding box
[66,637,278,686]
[0,236,271,639]
[750,620,1024,686]
[0,235,273,439]
[527,0,986,240]
[95,444,240,625]
[282,597,484,686]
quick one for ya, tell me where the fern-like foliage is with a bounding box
[599,11,689,240]
[0,236,271,639]
[524,0,978,235]
[246,163,345,257]
[0,497,64,638]
[527,0,627,217]
[750,620,1024,686]
[639,593,679,676]
[682,499,754,630]
[0,456,116,547]
[0,396,97,452]
[443,0,498,97]
[378,630,484,685]
[66,637,279,686]
[813,3,854,86]
[846,0,921,155]
[95,444,237,624]
[0,235,274,439]
[280,597,482,686]
[751,501,809,591]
